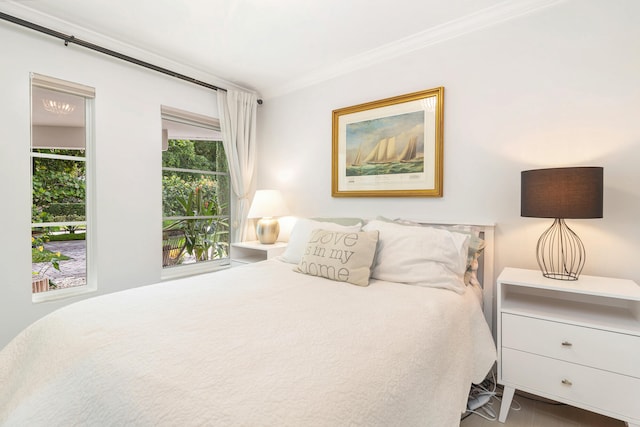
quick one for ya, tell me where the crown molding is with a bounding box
[263,0,565,100]
[0,1,252,94]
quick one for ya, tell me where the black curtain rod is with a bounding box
[0,11,263,103]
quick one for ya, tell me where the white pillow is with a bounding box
[376,217,486,286]
[362,220,470,293]
[280,218,362,264]
[295,229,379,286]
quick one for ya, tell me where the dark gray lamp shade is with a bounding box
[520,167,603,281]
[521,167,603,219]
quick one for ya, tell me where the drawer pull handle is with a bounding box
[561,379,573,386]
[561,341,572,347]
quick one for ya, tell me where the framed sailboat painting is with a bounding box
[332,87,443,197]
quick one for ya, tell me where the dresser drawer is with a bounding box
[501,313,640,378]
[502,348,640,421]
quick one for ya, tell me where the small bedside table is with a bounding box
[496,268,640,426]
[231,241,287,265]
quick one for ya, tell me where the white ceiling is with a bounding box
[2,0,562,99]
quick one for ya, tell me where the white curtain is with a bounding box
[217,89,258,242]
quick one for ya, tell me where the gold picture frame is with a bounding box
[332,87,444,197]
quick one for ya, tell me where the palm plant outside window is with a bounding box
[161,118,230,269]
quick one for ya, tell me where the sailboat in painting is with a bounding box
[351,144,363,167]
[397,135,423,163]
[347,134,424,176]
[351,135,422,166]
[361,137,397,164]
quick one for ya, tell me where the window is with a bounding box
[30,74,95,298]
[161,106,230,275]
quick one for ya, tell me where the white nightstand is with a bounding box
[497,267,640,427]
[231,241,287,265]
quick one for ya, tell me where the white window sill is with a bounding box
[32,284,97,304]
[161,260,231,281]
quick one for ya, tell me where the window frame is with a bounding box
[30,73,96,302]
[160,106,231,281]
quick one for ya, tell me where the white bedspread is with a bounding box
[0,260,496,426]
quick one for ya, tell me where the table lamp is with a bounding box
[521,167,603,280]
[247,189,289,244]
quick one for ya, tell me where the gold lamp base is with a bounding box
[256,217,280,244]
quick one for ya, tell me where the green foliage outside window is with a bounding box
[31,150,86,233]
[162,139,230,263]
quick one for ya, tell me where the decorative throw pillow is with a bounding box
[295,229,379,287]
[362,220,470,293]
[280,218,362,264]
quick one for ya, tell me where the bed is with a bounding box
[0,218,496,426]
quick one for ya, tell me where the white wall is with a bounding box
[0,23,220,347]
[257,1,640,286]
